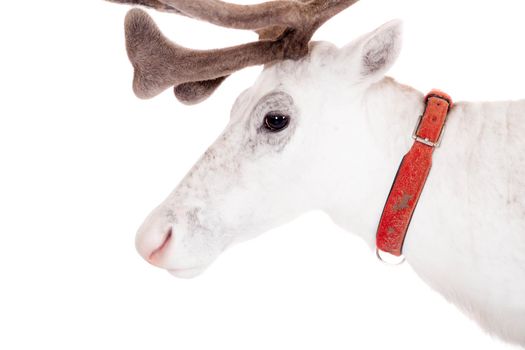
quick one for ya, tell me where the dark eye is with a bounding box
[263,112,290,132]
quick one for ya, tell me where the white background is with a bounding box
[1,0,523,349]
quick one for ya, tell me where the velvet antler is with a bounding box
[107,0,359,104]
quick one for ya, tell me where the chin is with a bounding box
[167,266,207,279]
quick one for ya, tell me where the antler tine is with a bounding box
[309,0,360,30]
[159,0,359,31]
[157,0,303,30]
[106,0,184,15]
[107,0,303,29]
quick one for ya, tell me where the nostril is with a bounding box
[148,227,173,263]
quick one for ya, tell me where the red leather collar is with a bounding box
[376,90,453,262]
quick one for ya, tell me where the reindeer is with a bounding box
[107,0,525,346]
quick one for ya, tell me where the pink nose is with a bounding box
[135,213,173,267]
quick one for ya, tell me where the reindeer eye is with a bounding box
[264,112,289,132]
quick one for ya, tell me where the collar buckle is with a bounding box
[411,113,447,148]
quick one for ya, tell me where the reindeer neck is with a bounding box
[326,77,425,249]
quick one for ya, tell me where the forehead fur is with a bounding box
[229,41,344,120]
[258,41,339,87]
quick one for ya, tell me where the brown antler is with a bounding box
[107,0,359,104]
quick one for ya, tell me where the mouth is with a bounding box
[168,266,206,279]
[148,227,172,263]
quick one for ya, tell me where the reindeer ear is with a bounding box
[358,20,403,81]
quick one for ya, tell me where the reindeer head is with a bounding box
[108,0,403,278]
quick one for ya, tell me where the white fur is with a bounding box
[135,20,525,346]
